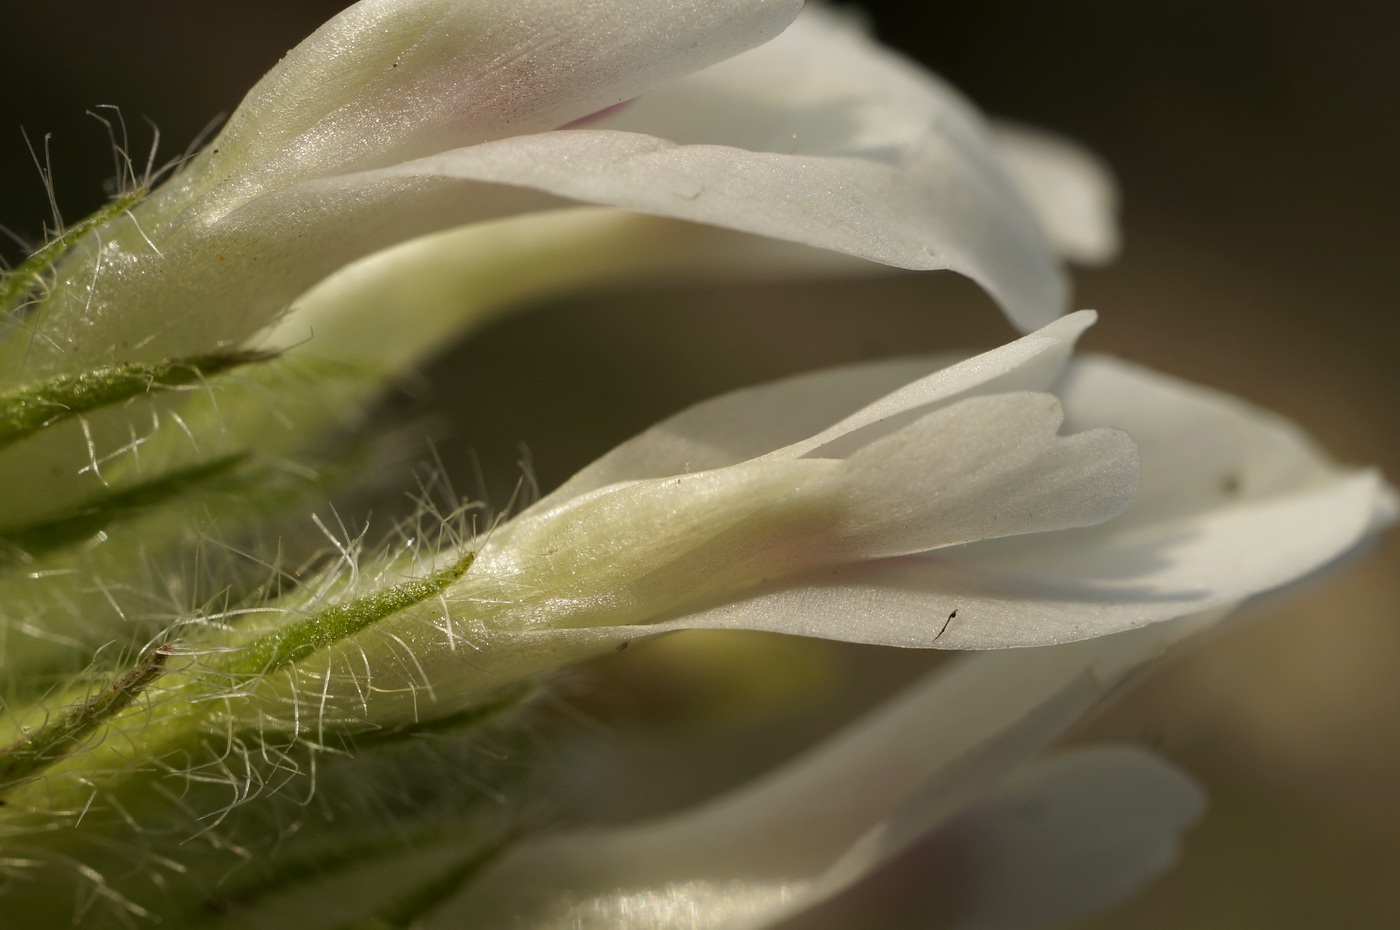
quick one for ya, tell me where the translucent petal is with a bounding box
[1056,355,1341,522]
[991,122,1121,265]
[948,747,1204,930]
[428,618,1214,929]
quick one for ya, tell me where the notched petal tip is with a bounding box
[820,391,1140,560]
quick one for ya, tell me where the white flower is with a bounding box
[233,308,1386,928]
[0,2,1388,927]
[298,310,1392,719]
[10,0,1112,390]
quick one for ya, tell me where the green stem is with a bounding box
[348,681,538,748]
[216,552,476,681]
[1,552,476,807]
[0,350,273,452]
[0,453,248,556]
[0,645,172,793]
[194,680,535,920]
[339,836,515,930]
[0,190,146,313]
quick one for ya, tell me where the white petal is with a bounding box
[231,121,1059,329]
[68,0,1069,373]
[587,6,1070,328]
[548,357,953,503]
[511,392,1132,602]
[11,0,804,381]
[772,311,1096,460]
[15,1,1067,380]
[461,456,841,631]
[991,122,1121,265]
[266,207,874,369]
[549,311,1098,506]
[19,120,1054,381]
[178,0,804,208]
[969,470,1384,644]
[622,469,1383,650]
[436,389,1136,645]
[630,556,1149,649]
[948,747,1203,930]
[935,356,1396,644]
[429,619,1214,929]
[635,354,1391,649]
[1056,355,1339,522]
[812,391,1137,559]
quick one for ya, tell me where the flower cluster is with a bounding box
[0,1,1390,928]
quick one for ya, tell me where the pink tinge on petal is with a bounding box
[560,98,639,128]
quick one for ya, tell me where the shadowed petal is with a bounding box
[424,618,1213,929]
[991,122,1120,265]
[946,747,1204,930]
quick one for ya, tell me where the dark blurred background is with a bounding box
[2,2,1397,927]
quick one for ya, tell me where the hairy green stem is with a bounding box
[0,190,146,313]
[0,644,172,793]
[0,453,248,556]
[0,350,273,452]
[348,680,538,748]
[1,551,477,813]
[217,552,476,680]
[192,685,537,923]
[340,836,515,930]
